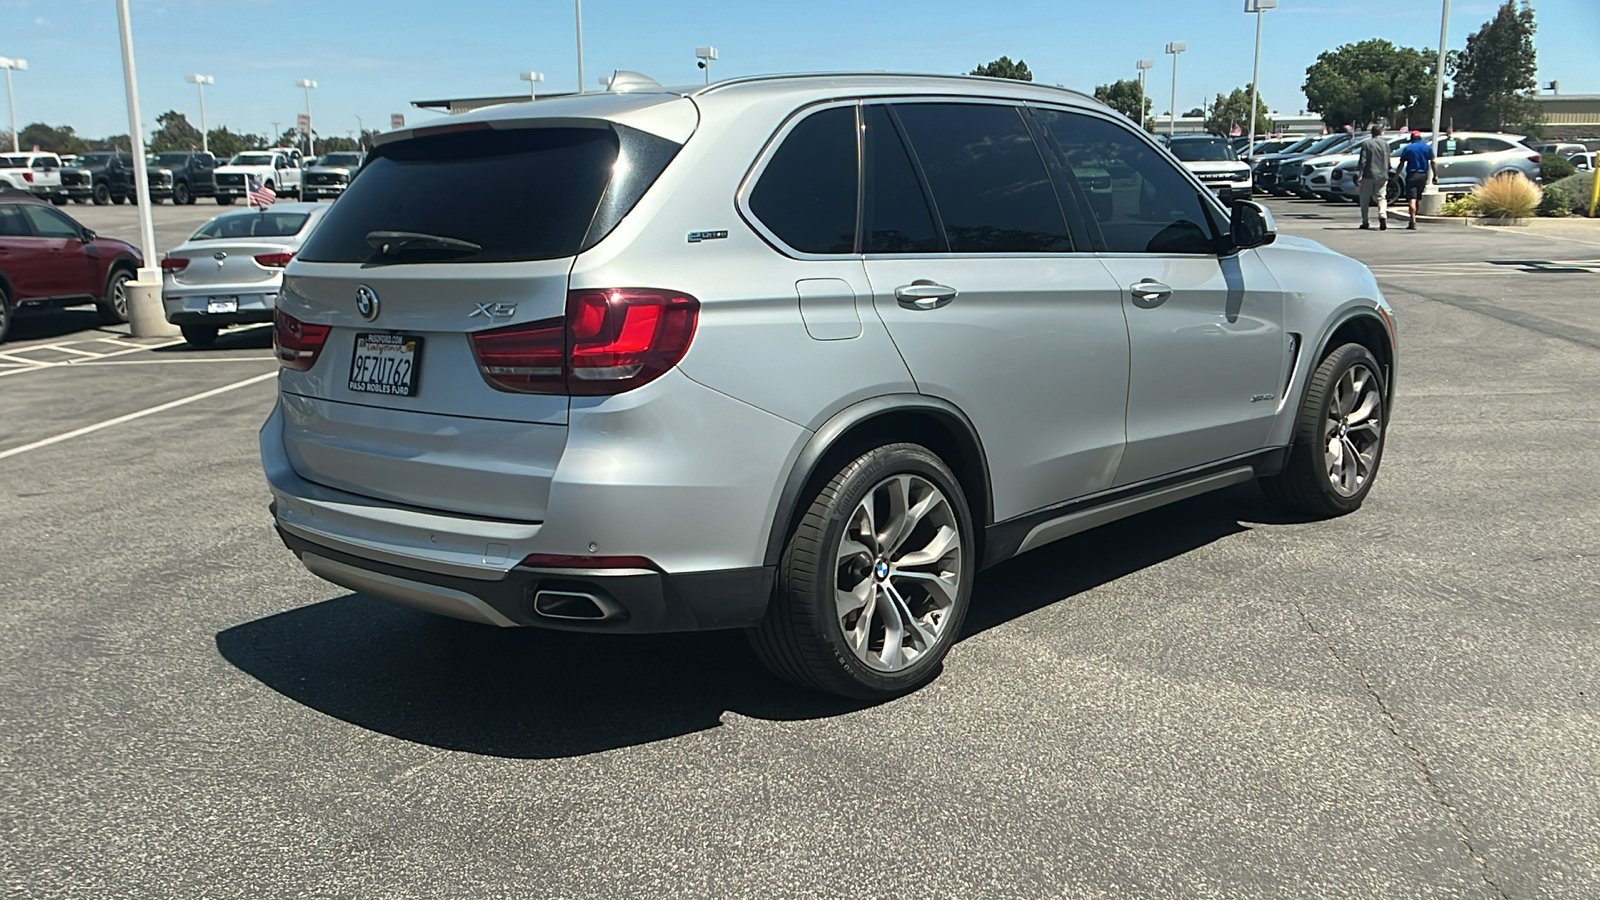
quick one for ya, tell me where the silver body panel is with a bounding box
[260,73,1397,628]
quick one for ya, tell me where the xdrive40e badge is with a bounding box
[355,285,380,321]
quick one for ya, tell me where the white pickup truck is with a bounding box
[212,148,304,205]
[0,152,68,204]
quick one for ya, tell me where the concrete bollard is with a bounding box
[1417,189,1445,217]
[126,266,179,338]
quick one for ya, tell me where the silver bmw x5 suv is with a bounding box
[262,72,1397,699]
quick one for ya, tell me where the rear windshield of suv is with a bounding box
[300,125,675,264]
[318,153,363,167]
[191,211,311,240]
[1168,139,1236,162]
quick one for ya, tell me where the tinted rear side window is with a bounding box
[299,127,620,264]
[892,103,1072,253]
[863,106,943,254]
[749,106,858,254]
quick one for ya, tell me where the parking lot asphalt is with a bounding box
[3,198,1598,899]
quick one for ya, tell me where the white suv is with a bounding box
[262,73,1398,698]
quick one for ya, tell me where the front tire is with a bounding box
[216,196,234,205]
[1260,342,1388,518]
[173,181,191,206]
[97,268,132,325]
[92,183,111,205]
[748,443,975,699]
[180,324,219,347]
[0,284,12,344]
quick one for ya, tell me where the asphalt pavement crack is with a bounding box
[1289,600,1512,900]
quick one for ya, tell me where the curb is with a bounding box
[1414,215,1600,228]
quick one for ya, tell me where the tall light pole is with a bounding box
[1244,0,1276,157]
[695,46,718,84]
[1135,58,1153,131]
[114,0,173,336]
[520,70,545,100]
[295,79,317,156]
[186,74,213,153]
[1165,42,1186,137]
[0,57,26,153]
[353,114,364,149]
[1430,0,1450,165]
[575,0,585,94]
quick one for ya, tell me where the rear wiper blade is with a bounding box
[366,230,482,256]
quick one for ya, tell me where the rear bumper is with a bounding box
[275,522,773,633]
[163,287,278,325]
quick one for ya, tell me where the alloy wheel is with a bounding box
[1325,363,1383,496]
[834,474,963,672]
[111,275,130,320]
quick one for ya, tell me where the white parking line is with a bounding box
[0,371,278,461]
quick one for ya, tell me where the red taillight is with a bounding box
[469,288,699,396]
[21,172,32,183]
[273,307,330,371]
[160,256,190,272]
[469,317,566,393]
[521,553,659,571]
[1530,154,1541,164]
[255,251,294,268]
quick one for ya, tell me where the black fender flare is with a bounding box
[762,394,993,568]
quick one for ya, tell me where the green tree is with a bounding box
[1204,86,1272,137]
[149,110,204,152]
[1303,40,1435,129]
[1451,0,1540,133]
[1182,107,1205,119]
[206,127,267,159]
[1093,79,1154,130]
[970,56,1032,82]
[16,123,87,154]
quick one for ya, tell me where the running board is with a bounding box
[1011,467,1257,558]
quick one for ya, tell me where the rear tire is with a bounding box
[180,325,219,347]
[110,193,126,206]
[1260,342,1388,518]
[216,196,234,205]
[97,268,132,325]
[748,442,975,700]
[50,197,67,206]
[0,284,12,344]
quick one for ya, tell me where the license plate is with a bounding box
[349,333,423,397]
[205,298,238,314]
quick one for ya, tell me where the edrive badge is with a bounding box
[355,284,380,321]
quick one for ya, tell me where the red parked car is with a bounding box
[0,189,142,343]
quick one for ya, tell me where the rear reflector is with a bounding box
[521,553,659,571]
[469,288,699,396]
[160,257,190,272]
[255,252,295,268]
[273,307,330,371]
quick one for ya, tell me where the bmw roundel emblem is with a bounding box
[874,560,890,580]
[355,285,380,321]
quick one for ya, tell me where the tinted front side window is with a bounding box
[1033,109,1217,255]
[749,106,858,254]
[22,205,81,239]
[300,127,620,264]
[863,106,941,254]
[893,103,1071,253]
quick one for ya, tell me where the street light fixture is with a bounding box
[1244,0,1276,157]
[1135,58,1154,132]
[695,46,718,84]
[1165,41,1186,138]
[185,74,213,154]
[0,56,27,153]
[520,70,545,100]
[295,79,318,156]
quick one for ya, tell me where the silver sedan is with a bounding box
[160,202,331,346]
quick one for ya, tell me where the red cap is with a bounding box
[1410,129,1423,138]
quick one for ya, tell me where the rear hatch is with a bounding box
[273,101,692,521]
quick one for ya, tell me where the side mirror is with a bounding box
[1230,199,1277,250]
[80,228,96,241]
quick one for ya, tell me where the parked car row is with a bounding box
[1250,130,1546,201]
[0,145,367,209]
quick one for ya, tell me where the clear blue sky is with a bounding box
[4,0,1595,141]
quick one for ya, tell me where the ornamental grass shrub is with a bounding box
[1472,172,1542,219]
[1440,195,1481,217]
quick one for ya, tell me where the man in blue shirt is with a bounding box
[1397,130,1436,230]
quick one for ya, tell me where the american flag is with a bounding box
[1229,120,1241,137]
[247,173,277,208]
